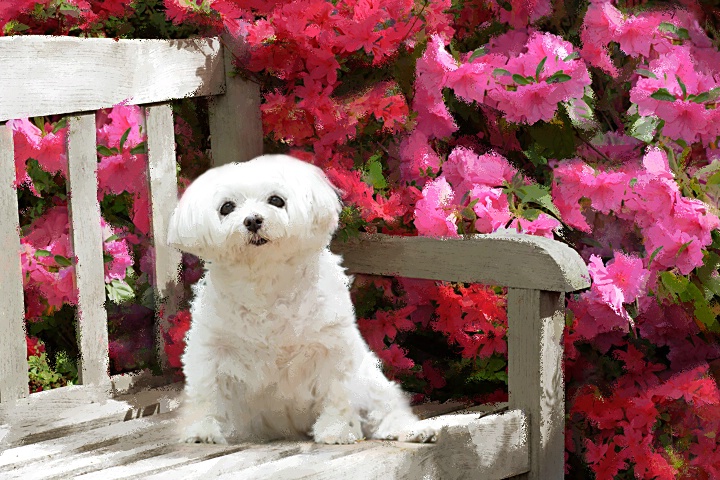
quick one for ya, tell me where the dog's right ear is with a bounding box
[167,171,223,260]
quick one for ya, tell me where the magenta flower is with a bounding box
[469,185,511,234]
[442,147,516,195]
[414,176,459,237]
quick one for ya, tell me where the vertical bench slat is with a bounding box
[145,104,181,369]
[208,45,263,166]
[66,113,110,387]
[0,122,29,402]
[507,288,565,480]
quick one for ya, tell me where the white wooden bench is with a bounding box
[0,36,589,479]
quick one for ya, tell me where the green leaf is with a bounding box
[563,52,580,62]
[629,115,659,143]
[676,75,687,99]
[97,145,116,157]
[493,68,512,77]
[535,56,547,81]
[499,0,512,11]
[698,252,720,296]
[54,255,73,267]
[362,155,387,190]
[707,171,720,185]
[34,249,52,258]
[546,71,571,84]
[636,69,657,79]
[660,271,689,296]
[648,245,662,265]
[468,47,486,62]
[650,88,676,102]
[520,208,542,221]
[119,128,131,151]
[129,142,147,155]
[682,282,716,327]
[104,234,119,243]
[52,117,68,134]
[658,22,680,36]
[512,74,532,85]
[106,279,135,304]
[516,184,561,218]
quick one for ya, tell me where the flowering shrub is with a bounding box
[4,0,720,477]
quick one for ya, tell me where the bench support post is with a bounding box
[507,288,565,480]
[0,122,29,402]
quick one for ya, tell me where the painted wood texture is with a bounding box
[0,36,224,122]
[145,104,182,370]
[507,289,565,480]
[208,43,264,165]
[331,232,590,292]
[0,394,527,480]
[0,123,28,402]
[66,113,110,388]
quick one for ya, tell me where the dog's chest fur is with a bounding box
[191,251,352,401]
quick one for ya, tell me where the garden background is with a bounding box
[3,0,720,477]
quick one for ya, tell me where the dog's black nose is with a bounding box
[243,215,263,233]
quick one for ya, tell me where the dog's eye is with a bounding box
[268,195,285,208]
[219,201,235,216]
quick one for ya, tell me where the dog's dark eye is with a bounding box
[268,195,285,208]
[219,201,235,216]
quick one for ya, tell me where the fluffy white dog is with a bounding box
[167,154,436,445]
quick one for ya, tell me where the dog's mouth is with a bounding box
[249,235,268,246]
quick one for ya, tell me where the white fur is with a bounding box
[168,154,436,445]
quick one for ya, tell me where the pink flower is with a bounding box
[96,104,144,150]
[445,56,503,104]
[414,176,459,237]
[10,118,68,186]
[442,147,516,194]
[510,213,561,238]
[398,130,442,185]
[97,151,148,195]
[469,185,511,233]
[486,32,591,124]
[590,252,650,305]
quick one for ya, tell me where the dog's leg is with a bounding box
[311,378,364,444]
[357,353,438,443]
[179,344,231,444]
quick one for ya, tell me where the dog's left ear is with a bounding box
[309,168,343,238]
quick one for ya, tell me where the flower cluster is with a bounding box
[6,0,720,476]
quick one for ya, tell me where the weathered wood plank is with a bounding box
[331,233,590,292]
[0,383,178,448]
[0,122,28,403]
[0,400,162,467]
[66,113,110,388]
[67,113,110,387]
[208,42,263,166]
[145,104,182,370]
[89,443,311,480]
[507,289,564,480]
[234,443,436,480]
[110,369,177,396]
[0,37,224,122]
[432,410,529,479]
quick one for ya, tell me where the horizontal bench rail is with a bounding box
[0,36,225,122]
[331,233,590,292]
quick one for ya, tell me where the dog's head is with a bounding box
[168,154,342,262]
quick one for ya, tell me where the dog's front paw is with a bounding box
[180,417,228,444]
[374,412,438,443]
[312,412,363,444]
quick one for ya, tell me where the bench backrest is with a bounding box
[0,35,263,402]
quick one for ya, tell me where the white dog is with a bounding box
[167,154,436,445]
